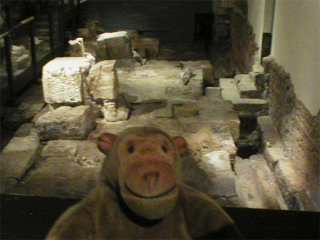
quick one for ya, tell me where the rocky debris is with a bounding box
[96,31,132,61]
[42,57,93,105]
[235,154,288,209]
[34,105,96,140]
[0,131,40,192]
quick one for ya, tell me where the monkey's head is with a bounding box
[98,126,188,220]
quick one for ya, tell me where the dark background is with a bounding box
[85,0,214,43]
[1,194,319,239]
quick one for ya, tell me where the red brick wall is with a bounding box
[263,56,320,210]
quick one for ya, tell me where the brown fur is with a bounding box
[46,127,243,239]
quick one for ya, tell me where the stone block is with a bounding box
[96,31,132,61]
[0,135,40,192]
[23,157,100,198]
[122,29,139,48]
[42,57,92,104]
[41,140,78,157]
[187,69,203,96]
[211,171,237,197]
[205,87,222,100]
[77,140,106,167]
[34,105,96,140]
[202,151,233,172]
[134,38,159,58]
[14,123,37,138]
[235,74,255,89]
[200,150,237,198]
[116,106,130,121]
[12,45,26,57]
[216,133,237,156]
[220,78,240,101]
[87,60,118,100]
[253,63,264,74]
[180,60,214,86]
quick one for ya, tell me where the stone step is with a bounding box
[235,74,262,99]
[235,154,288,210]
[232,98,268,117]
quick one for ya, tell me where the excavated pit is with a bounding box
[236,117,261,159]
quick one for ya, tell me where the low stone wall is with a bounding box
[263,56,320,211]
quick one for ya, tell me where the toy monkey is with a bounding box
[46,126,244,239]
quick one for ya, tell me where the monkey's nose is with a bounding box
[143,172,160,193]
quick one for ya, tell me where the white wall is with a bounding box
[248,0,266,63]
[271,0,320,116]
[263,0,274,33]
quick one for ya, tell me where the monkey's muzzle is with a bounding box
[120,158,179,220]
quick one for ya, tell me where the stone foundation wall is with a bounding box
[212,0,257,76]
[230,1,256,74]
[263,56,320,210]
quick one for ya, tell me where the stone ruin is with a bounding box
[2,27,315,211]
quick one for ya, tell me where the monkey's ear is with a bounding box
[98,133,118,154]
[173,136,188,156]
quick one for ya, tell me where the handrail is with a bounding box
[0,17,35,39]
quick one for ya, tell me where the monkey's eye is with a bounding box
[128,145,135,154]
[162,145,168,153]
